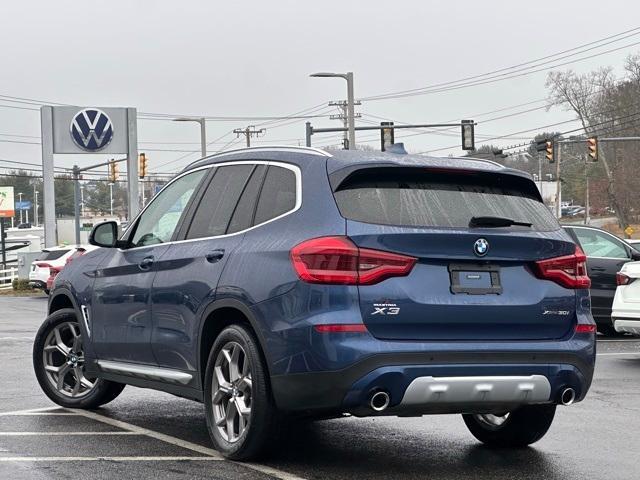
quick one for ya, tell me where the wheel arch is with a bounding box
[48,288,79,316]
[197,298,270,387]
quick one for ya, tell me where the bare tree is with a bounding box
[546,65,634,228]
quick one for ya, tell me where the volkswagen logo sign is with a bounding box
[70,108,113,151]
[473,238,489,257]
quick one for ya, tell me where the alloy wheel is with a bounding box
[211,341,253,443]
[42,321,97,398]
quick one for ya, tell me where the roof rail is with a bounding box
[183,145,331,171]
[462,156,505,168]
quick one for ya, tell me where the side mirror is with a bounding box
[89,221,119,248]
[631,249,640,261]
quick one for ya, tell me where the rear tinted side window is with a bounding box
[39,250,69,261]
[333,168,559,232]
[227,165,267,234]
[253,166,297,225]
[186,165,254,239]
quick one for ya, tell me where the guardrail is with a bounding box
[0,267,18,290]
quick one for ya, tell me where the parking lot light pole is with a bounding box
[173,117,207,158]
[310,72,356,150]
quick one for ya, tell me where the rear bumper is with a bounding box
[614,318,640,336]
[28,280,47,290]
[271,348,595,414]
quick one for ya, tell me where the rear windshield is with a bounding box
[332,168,559,232]
[38,250,70,261]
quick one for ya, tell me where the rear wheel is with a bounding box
[33,308,125,409]
[462,404,556,447]
[204,324,279,460]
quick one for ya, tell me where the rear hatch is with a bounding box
[331,166,581,341]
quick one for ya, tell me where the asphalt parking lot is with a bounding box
[1,296,640,480]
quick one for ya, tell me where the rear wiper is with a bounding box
[468,216,532,228]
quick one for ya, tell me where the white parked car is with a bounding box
[612,261,640,336]
[28,246,92,294]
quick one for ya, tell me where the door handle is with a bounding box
[205,249,225,263]
[590,267,606,272]
[138,256,154,271]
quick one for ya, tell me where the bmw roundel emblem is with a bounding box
[70,108,113,151]
[473,238,489,257]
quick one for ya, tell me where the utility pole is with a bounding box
[17,192,23,224]
[329,100,361,149]
[555,143,562,219]
[80,184,85,218]
[109,183,114,216]
[584,173,590,225]
[233,126,265,147]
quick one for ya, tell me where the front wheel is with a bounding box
[462,404,556,447]
[204,324,280,460]
[33,308,125,409]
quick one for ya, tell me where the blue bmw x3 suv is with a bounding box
[33,146,596,459]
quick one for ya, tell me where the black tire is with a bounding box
[462,405,556,448]
[33,308,125,409]
[204,324,280,460]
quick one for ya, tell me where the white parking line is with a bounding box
[0,406,66,416]
[0,432,139,436]
[0,456,222,462]
[67,409,223,458]
[66,408,308,480]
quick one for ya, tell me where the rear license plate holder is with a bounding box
[448,263,502,295]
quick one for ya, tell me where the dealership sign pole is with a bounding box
[0,186,15,268]
[40,106,138,247]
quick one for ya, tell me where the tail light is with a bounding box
[616,272,634,286]
[290,236,417,285]
[49,267,61,280]
[314,324,368,333]
[575,324,596,334]
[532,246,591,289]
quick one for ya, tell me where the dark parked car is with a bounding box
[33,147,596,460]
[563,225,640,335]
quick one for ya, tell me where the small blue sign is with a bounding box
[15,201,32,210]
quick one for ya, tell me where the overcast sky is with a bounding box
[1,0,640,174]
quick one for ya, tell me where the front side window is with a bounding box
[573,228,629,259]
[129,169,207,247]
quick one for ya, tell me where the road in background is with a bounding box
[1,296,639,480]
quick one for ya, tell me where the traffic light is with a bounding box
[139,152,147,178]
[108,160,119,183]
[380,122,394,151]
[461,119,475,151]
[545,140,554,163]
[587,137,598,161]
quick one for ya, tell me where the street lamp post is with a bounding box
[310,72,356,150]
[173,117,207,158]
[34,188,38,227]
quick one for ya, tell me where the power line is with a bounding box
[362,26,640,101]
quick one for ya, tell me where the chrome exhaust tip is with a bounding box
[370,391,391,412]
[560,388,576,406]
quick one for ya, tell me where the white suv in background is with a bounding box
[28,246,86,294]
[613,261,640,336]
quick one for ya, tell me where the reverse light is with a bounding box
[290,236,417,285]
[616,272,634,286]
[532,246,591,289]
